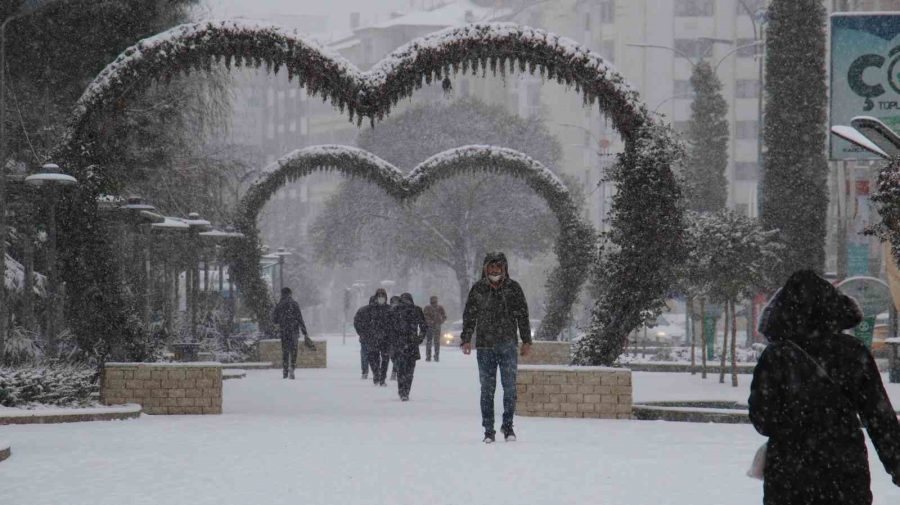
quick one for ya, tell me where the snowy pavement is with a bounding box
[2,337,899,505]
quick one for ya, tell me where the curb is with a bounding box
[0,404,142,425]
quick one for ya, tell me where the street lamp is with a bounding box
[118,196,164,328]
[150,215,189,336]
[24,163,77,356]
[182,212,211,340]
[274,247,293,294]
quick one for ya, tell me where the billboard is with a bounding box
[830,13,900,160]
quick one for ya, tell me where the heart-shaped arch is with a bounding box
[51,21,684,365]
[228,145,594,340]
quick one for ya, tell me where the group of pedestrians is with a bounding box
[353,289,431,401]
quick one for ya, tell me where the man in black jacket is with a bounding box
[750,270,900,505]
[272,287,309,379]
[393,292,428,401]
[461,252,532,443]
[354,289,393,385]
[353,296,375,380]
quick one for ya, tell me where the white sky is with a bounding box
[200,0,413,40]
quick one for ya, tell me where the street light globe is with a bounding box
[24,163,77,187]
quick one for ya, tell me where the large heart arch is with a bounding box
[229,145,594,339]
[52,21,684,365]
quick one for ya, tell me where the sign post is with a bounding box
[836,276,893,349]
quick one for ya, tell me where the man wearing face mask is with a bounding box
[460,252,532,444]
[423,296,447,362]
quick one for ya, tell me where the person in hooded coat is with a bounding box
[393,292,428,401]
[389,295,402,381]
[272,287,309,379]
[353,296,376,380]
[354,289,393,385]
[460,252,532,443]
[750,270,900,505]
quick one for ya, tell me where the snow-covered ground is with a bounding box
[2,336,899,505]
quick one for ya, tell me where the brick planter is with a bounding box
[0,404,142,425]
[519,341,572,365]
[257,339,327,369]
[516,366,632,420]
[101,362,223,415]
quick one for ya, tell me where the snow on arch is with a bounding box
[53,19,653,163]
[231,144,594,341]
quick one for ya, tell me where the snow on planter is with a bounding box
[516,366,632,419]
[0,404,142,425]
[257,339,327,369]
[101,363,223,415]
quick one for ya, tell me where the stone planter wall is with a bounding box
[516,366,632,420]
[101,363,223,415]
[0,441,10,462]
[258,339,327,369]
[519,341,572,365]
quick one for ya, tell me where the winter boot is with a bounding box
[289,370,295,380]
[400,395,410,401]
[283,370,288,379]
[502,425,516,442]
[361,372,368,380]
[483,431,496,444]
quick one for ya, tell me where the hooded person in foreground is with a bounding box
[460,252,532,444]
[749,270,900,505]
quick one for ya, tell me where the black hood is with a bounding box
[400,292,414,305]
[758,270,862,342]
[480,252,509,279]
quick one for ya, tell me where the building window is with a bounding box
[736,38,761,58]
[735,120,759,140]
[673,121,691,134]
[674,79,694,97]
[601,40,615,63]
[267,123,275,140]
[735,0,766,16]
[674,38,713,59]
[599,1,614,23]
[735,162,759,180]
[735,79,760,98]
[289,120,297,132]
[674,0,715,17]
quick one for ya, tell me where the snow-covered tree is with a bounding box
[684,61,728,213]
[685,210,782,385]
[760,0,828,285]
[310,98,571,310]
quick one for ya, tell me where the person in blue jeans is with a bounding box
[460,252,532,444]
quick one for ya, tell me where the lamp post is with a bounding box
[182,212,211,340]
[198,227,244,335]
[119,196,164,329]
[24,163,77,356]
[274,247,293,294]
[150,215,190,336]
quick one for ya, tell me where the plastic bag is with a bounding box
[746,442,767,480]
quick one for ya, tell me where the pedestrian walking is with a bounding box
[272,287,310,380]
[460,252,531,444]
[749,270,900,505]
[366,288,394,387]
[353,296,376,380]
[393,292,428,401]
[389,295,401,381]
[423,295,447,362]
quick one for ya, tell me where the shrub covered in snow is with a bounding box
[0,365,98,408]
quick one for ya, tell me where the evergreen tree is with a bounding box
[760,0,829,285]
[684,61,729,213]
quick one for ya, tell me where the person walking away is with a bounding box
[461,252,532,443]
[423,296,447,362]
[353,296,376,380]
[272,287,310,380]
[389,296,401,380]
[367,288,394,387]
[749,270,900,505]
[393,292,428,401]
